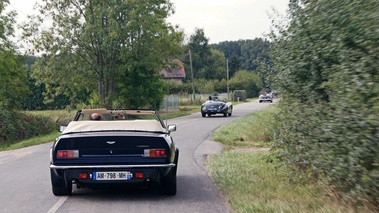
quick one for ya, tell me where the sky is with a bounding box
[8,0,288,44]
[167,0,288,43]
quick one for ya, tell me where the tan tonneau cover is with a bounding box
[62,120,166,134]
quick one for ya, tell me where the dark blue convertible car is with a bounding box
[201,99,233,117]
[50,109,178,196]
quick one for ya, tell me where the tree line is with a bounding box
[1,0,269,111]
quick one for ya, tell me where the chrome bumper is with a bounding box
[50,163,176,169]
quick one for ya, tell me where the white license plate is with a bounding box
[92,171,132,180]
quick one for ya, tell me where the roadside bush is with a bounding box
[0,107,56,145]
[178,95,204,106]
[229,70,262,98]
[233,90,247,102]
[167,81,193,94]
[194,79,216,94]
[270,0,379,209]
[214,79,227,93]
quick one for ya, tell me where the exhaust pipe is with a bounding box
[141,178,152,190]
[72,179,82,189]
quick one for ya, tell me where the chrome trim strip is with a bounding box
[50,163,175,169]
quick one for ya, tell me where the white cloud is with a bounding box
[168,0,288,43]
[8,0,289,45]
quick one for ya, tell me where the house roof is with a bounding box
[160,59,186,79]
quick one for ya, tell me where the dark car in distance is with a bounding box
[201,99,233,117]
[50,109,179,196]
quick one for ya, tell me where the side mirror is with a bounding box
[59,125,67,132]
[167,124,176,132]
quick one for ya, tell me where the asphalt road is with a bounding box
[0,100,272,213]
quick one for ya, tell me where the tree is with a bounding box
[269,0,379,206]
[227,53,241,78]
[229,70,262,98]
[239,38,270,71]
[207,49,227,80]
[211,38,271,74]
[22,0,183,108]
[21,56,46,110]
[184,28,211,79]
[0,0,30,110]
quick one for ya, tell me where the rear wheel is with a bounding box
[51,169,72,196]
[160,150,179,195]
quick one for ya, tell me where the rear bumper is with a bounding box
[50,163,175,169]
[259,99,272,102]
[51,163,175,187]
[202,109,228,114]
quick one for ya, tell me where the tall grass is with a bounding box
[207,105,369,213]
[207,151,353,213]
[212,106,276,148]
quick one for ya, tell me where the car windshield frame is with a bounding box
[74,109,164,124]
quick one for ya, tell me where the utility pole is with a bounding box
[226,59,229,101]
[189,50,195,102]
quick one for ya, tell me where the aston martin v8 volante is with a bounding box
[50,109,179,196]
[201,99,233,117]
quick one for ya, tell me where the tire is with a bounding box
[228,112,232,116]
[160,149,179,196]
[223,113,227,117]
[201,113,206,117]
[51,169,72,196]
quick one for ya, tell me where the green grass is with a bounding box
[0,131,60,151]
[160,106,199,119]
[212,105,276,148]
[207,151,352,213]
[207,105,362,213]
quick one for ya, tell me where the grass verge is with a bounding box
[0,131,60,151]
[212,105,276,149]
[207,105,356,213]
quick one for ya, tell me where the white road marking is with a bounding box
[47,196,68,213]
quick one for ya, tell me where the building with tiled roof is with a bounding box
[160,59,186,83]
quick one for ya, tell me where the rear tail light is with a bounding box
[57,150,79,158]
[135,173,144,179]
[143,149,166,157]
[79,173,88,179]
